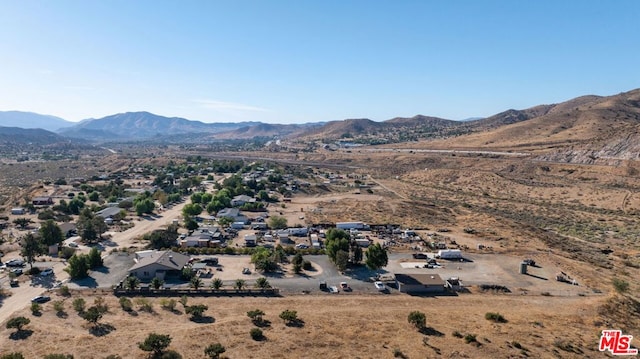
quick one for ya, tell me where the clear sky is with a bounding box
[1,1,639,124]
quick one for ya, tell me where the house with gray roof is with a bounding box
[128,250,190,281]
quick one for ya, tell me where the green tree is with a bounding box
[216,216,233,227]
[351,242,363,265]
[211,278,223,291]
[81,306,104,326]
[247,309,265,324]
[87,247,103,269]
[234,279,246,291]
[138,333,172,357]
[335,250,349,272]
[268,215,287,229]
[39,220,64,247]
[204,343,226,359]
[365,243,388,270]
[251,247,278,272]
[255,277,271,290]
[6,316,30,333]
[185,304,208,320]
[325,237,349,264]
[279,309,298,325]
[184,218,199,233]
[189,276,203,290]
[125,275,140,290]
[182,203,203,219]
[407,311,426,329]
[151,277,164,290]
[13,218,32,229]
[20,232,45,269]
[65,254,89,279]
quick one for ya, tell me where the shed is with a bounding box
[395,273,445,294]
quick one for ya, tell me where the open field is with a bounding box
[0,291,625,359]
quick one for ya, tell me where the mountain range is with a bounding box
[1,88,639,163]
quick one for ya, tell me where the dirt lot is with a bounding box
[388,252,591,296]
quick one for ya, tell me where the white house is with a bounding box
[231,195,256,207]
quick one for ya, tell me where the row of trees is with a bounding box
[324,229,388,272]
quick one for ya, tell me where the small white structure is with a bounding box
[244,234,257,247]
[437,249,462,259]
[336,221,366,230]
[231,222,245,230]
[11,208,25,215]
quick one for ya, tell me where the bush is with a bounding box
[72,298,86,313]
[59,285,71,297]
[135,298,154,313]
[484,312,507,323]
[464,334,477,344]
[59,247,76,259]
[30,302,42,315]
[119,297,133,312]
[53,301,65,314]
[303,260,313,270]
[160,298,177,311]
[452,331,463,338]
[408,310,426,329]
[613,278,630,293]
[250,327,264,341]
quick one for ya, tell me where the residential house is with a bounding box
[217,208,248,223]
[32,196,54,206]
[231,194,256,207]
[128,250,190,281]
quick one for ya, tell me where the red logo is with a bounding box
[599,330,638,355]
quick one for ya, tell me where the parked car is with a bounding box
[40,268,54,277]
[329,286,339,294]
[340,282,351,291]
[10,268,23,276]
[201,257,219,265]
[31,295,51,303]
[242,267,251,275]
[68,242,78,248]
[374,281,386,291]
[5,259,24,267]
[295,243,309,249]
[319,280,327,291]
[10,279,19,287]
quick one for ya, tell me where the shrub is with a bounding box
[452,331,463,338]
[53,301,65,315]
[464,334,477,344]
[303,260,313,270]
[72,298,86,313]
[408,310,426,329]
[485,312,507,323]
[30,302,42,315]
[250,327,264,341]
[392,348,407,358]
[160,298,177,311]
[59,285,71,297]
[119,297,133,312]
[613,278,630,293]
[135,298,154,313]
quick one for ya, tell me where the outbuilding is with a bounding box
[395,273,445,294]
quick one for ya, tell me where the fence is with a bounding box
[113,287,280,297]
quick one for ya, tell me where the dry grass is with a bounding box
[0,292,615,359]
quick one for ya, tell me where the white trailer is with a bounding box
[336,221,365,230]
[437,249,462,259]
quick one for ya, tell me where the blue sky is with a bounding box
[1,1,639,124]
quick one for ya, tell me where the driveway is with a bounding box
[66,252,135,289]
